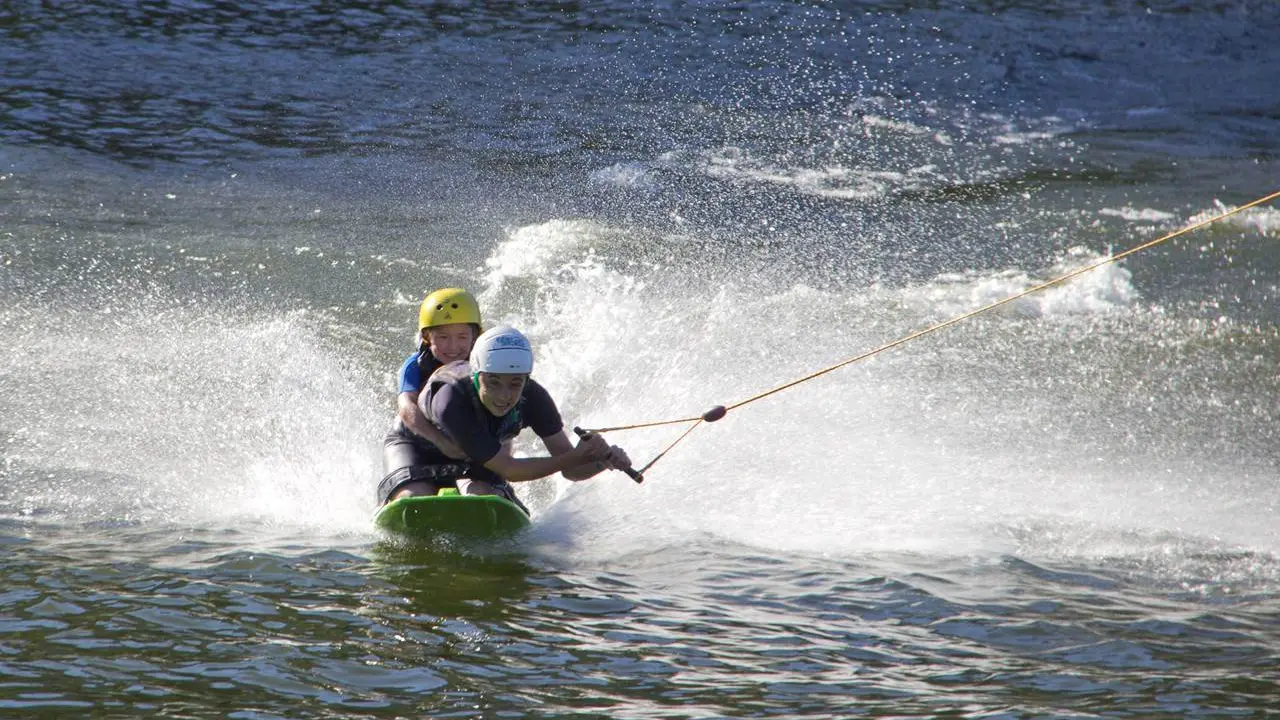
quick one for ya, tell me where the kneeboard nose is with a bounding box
[374,490,531,539]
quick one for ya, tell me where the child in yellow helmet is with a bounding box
[379,288,483,503]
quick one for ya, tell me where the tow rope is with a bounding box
[584,189,1280,477]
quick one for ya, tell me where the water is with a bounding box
[3,1,1279,717]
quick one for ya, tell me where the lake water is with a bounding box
[2,2,1279,717]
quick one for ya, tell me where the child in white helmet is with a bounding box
[376,326,633,511]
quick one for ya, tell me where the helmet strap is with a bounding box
[471,372,481,394]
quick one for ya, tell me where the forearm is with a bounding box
[398,394,438,439]
[561,459,607,481]
[487,453,584,483]
[533,429,619,482]
[405,413,449,445]
[398,394,464,456]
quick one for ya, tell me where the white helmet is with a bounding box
[470,326,534,374]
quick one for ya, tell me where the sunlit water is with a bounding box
[3,2,1279,717]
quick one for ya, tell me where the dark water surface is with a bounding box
[3,2,1279,717]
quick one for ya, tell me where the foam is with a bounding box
[478,222,1278,569]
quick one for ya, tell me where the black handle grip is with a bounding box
[573,427,644,484]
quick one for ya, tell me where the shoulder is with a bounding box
[522,378,555,405]
[398,352,426,392]
[428,362,476,402]
[521,378,563,435]
[429,359,473,385]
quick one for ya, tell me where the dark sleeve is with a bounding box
[427,382,502,464]
[522,379,565,438]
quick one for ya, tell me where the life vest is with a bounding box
[425,361,525,444]
[414,347,445,390]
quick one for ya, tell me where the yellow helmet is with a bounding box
[418,288,482,333]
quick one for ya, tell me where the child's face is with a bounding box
[477,372,527,416]
[425,323,476,364]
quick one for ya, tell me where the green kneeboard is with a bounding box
[373,489,531,539]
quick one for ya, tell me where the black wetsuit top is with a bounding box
[418,360,564,465]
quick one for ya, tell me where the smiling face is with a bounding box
[424,323,477,364]
[476,372,527,416]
